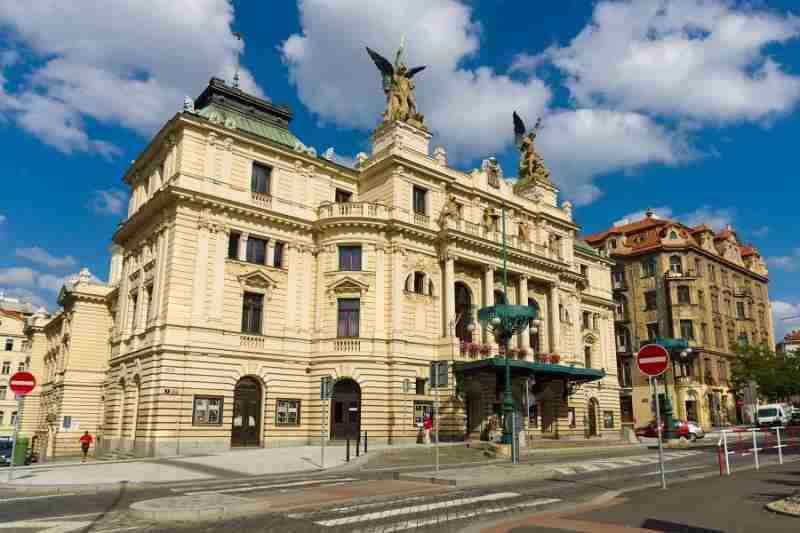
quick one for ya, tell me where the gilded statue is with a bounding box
[513,111,551,184]
[366,43,427,128]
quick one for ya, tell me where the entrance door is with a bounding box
[588,399,599,436]
[331,379,361,440]
[685,400,698,422]
[231,377,262,447]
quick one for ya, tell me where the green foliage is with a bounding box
[730,343,800,401]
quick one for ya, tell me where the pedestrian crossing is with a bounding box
[544,450,701,476]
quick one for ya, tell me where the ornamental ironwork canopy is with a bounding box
[455,358,605,385]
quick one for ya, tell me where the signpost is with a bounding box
[637,344,669,489]
[320,375,332,468]
[430,361,448,473]
[8,371,36,482]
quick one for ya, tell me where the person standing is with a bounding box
[78,431,93,463]
[423,413,433,444]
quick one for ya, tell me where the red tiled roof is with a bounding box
[0,308,25,321]
[584,217,668,244]
[739,244,757,257]
[784,330,800,343]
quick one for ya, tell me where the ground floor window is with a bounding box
[276,399,301,426]
[603,411,614,429]
[413,401,433,427]
[528,404,538,427]
[620,396,634,424]
[567,407,576,428]
[193,396,223,426]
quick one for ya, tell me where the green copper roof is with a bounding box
[196,102,301,149]
[575,239,599,255]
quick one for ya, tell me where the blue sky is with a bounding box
[0,0,799,338]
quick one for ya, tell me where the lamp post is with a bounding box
[478,198,537,445]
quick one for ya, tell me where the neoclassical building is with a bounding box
[24,76,621,458]
[0,295,38,438]
[585,211,774,430]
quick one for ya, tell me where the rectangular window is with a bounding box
[415,378,426,395]
[677,286,691,304]
[712,294,720,313]
[736,301,746,319]
[528,404,538,427]
[193,396,224,426]
[412,186,427,215]
[276,399,301,426]
[0,411,3,425]
[680,319,695,340]
[644,290,657,311]
[708,264,716,282]
[580,264,589,279]
[338,245,362,271]
[145,284,154,324]
[241,292,264,334]
[10,411,17,426]
[647,322,659,340]
[130,292,139,331]
[695,258,702,277]
[4,338,11,351]
[228,232,241,259]
[251,162,271,194]
[273,242,285,269]
[246,237,268,265]
[738,332,749,346]
[642,258,656,277]
[62,415,72,430]
[0,386,6,400]
[582,311,592,329]
[413,272,425,294]
[413,401,433,427]
[603,411,615,429]
[612,269,625,287]
[17,362,25,372]
[715,326,723,348]
[337,298,360,338]
[335,189,353,203]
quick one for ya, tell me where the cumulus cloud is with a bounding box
[87,188,128,216]
[682,205,735,230]
[0,266,102,295]
[614,206,675,226]
[0,287,49,311]
[0,267,39,288]
[15,246,76,269]
[281,0,551,161]
[767,248,800,272]
[751,225,770,238]
[0,213,6,224]
[546,0,800,122]
[537,109,690,204]
[0,0,261,156]
[773,300,800,340]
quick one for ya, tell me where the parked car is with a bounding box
[0,439,12,467]
[791,407,800,424]
[756,404,792,427]
[635,420,700,440]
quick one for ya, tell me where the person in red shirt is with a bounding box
[423,414,433,444]
[78,431,93,462]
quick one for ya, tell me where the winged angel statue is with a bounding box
[513,111,550,184]
[366,44,426,127]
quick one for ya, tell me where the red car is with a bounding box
[635,420,692,439]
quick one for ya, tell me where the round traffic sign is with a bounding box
[9,371,36,395]
[636,344,669,377]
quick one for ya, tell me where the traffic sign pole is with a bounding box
[637,347,668,490]
[7,395,22,483]
[652,377,667,489]
[7,371,37,482]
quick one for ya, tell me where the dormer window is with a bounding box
[669,230,678,239]
[608,238,617,249]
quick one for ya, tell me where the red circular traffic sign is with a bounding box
[636,344,669,377]
[9,371,36,395]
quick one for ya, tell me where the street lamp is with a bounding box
[477,197,538,445]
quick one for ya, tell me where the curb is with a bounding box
[394,471,457,486]
[129,494,267,522]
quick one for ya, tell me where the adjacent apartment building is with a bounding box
[585,211,773,430]
[0,294,38,438]
[23,77,622,458]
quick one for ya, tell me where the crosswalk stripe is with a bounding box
[0,493,77,503]
[288,494,433,519]
[359,498,562,533]
[183,478,357,496]
[550,467,577,475]
[315,492,521,527]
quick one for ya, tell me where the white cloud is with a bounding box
[751,225,770,238]
[15,246,76,269]
[614,206,674,226]
[0,267,39,288]
[0,0,261,156]
[281,0,551,161]
[537,109,689,204]
[87,188,128,216]
[0,287,49,311]
[767,248,800,272]
[0,213,6,224]
[546,0,800,123]
[682,205,735,230]
[773,300,800,341]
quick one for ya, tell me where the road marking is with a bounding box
[639,465,709,477]
[574,463,603,472]
[0,493,77,503]
[182,477,357,496]
[0,520,92,532]
[316,492,521,527]
[171,482,255,493]
[362,498,562,533]
[288,494,433,519]
[550,467,577,476]
[94,527,142,533]
[30,513,103,522]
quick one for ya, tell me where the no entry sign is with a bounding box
[9,371,36,395]
[637,344,669,377]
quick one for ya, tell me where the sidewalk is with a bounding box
[474,462,800,532]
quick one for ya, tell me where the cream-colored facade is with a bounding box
[26,78,621,457]
[585,211,774,430]
[0,295,35,437]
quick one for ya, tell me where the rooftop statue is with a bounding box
[513,111,551,185]
[366,41,427,129]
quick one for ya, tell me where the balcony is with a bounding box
[334,338,362,352]
[251,192,272,209]
[446,218,548,256]
[317,201,392,222]
[614,310,629,323]
[665,270,697,280]
[240,334,265,350]
[413,212,430,227]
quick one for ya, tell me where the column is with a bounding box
[286,243,298,331]
[572,297,581,364]
[518,276,530,355]
[303,246,314,334]
[445,255,456,337]
[549,283,560,355]
[238,232,249,261]
[191,224,210,325]
[375,244,386,338]
[266,240,275,267]
[391,246,404,337]
[483,267,495,346]
[211,227,227,321]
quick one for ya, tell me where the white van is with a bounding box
[756,404,791,427]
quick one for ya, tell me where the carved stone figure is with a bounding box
[366,45,427,128]
[513,111,551,184]
[482,157,502,188]
[438,196,461,228]
[183,96,195,113]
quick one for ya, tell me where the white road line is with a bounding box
[316,492,521,527]
[0,520,92,532]
[0,493,77,503]
[171,482,255,493]
[183,477,357,496]
[288,494,433,519]
[94,527,143,533]
[574,463,603,472]
[30,513,103,522]
[362,498,562,533]
[549,467,577,476]
[639,465,709,477]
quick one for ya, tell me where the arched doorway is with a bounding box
[455,282,472,341]
[587,398,599,437]
[231,377,262,447]
[331,379,361,440]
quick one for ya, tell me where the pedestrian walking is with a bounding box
[423,413,433,444]
[78,431,93,462]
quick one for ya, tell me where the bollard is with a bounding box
[777,426,784,465]
[356,434,360,457]
[364,431,368,454]
[346,438,350,462]
[752,429,759,471]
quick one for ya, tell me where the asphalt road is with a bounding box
[0,440,795,533]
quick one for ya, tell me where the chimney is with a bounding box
[645,208,655,219]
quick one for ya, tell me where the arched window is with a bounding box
[455,282,472,341]
[614,293,626,318]
[405,271,430,295]
[669,255,683,274]
[494,290,507,305]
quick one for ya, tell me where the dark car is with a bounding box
[0,439,12,467]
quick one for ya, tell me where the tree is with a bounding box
[731,343,800,402]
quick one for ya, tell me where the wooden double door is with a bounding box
[231,377,262,447]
